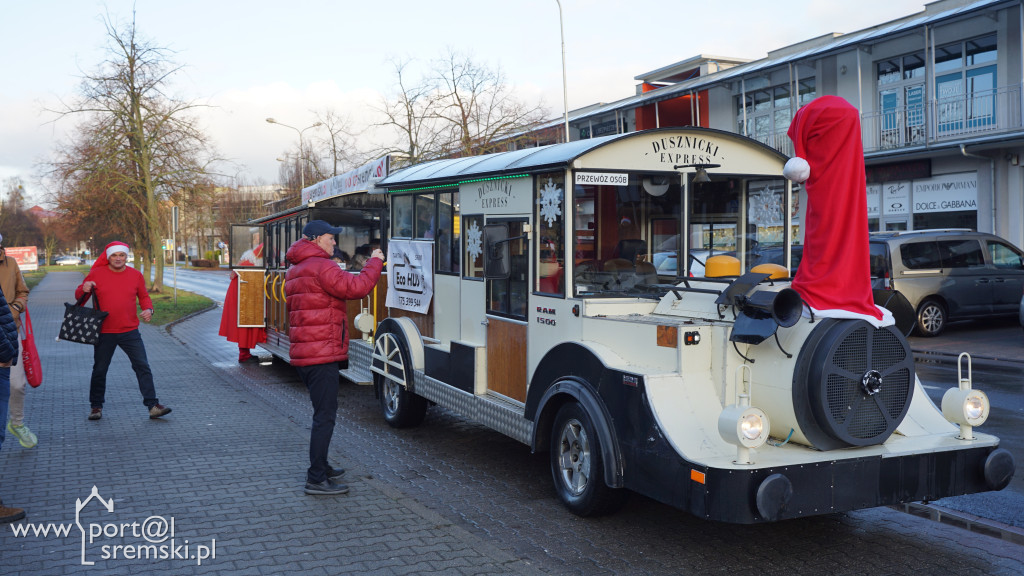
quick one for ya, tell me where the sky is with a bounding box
[1,0,932,204]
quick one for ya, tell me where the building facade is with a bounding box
[549,0,1024,248]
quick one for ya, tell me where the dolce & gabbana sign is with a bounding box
[912,173,978,213]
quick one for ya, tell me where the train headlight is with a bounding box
[719,403,770,465]
[941,353,989,440]
[740,413,765,441]
[720,405,769,448]
[942,388,989,427]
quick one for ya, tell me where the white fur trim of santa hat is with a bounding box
[106,244,130,258]
[783,157,810,183]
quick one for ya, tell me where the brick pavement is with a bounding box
[0,271,543,576]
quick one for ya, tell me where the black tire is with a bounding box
[915,299,946,337]
[372,323,428,428]
[549,402,626,517]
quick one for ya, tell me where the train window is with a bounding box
[572,172,679,296]
[415,194,435,238]
[487,220,528,319]
[463,214,484,280]
[393,195,414,238]
[437,191,460,274]
[535,173,565,296]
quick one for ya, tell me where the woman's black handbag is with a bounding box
[58,292,109,345]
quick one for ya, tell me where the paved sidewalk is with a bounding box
[908,317,1024,372]
[0,272,541,575]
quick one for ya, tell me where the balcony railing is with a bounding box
[861,84,1022,153]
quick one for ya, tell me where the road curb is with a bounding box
[896,502,1024,546]
[913,349,1024,374]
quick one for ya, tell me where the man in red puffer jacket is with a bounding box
[285,220,383,496]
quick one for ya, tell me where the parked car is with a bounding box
[869,229,1024,336]
[1019,290,1024,332]
[54,255,84,266]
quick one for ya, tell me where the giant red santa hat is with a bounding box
[784,96,893,327]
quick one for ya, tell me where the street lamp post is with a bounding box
[555,0,570,143]
[265,118,323,190]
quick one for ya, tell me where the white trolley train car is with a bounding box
[248,128,1015,523]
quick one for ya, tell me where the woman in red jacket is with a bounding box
[284,220,383,496]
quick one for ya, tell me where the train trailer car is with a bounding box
[351,127,1013,523]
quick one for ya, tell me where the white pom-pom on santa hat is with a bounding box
[783,157,810,183]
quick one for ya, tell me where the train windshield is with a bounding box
[571,172,795,298]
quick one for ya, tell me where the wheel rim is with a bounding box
[921,304,944,333]
[556,417,592,496]
[373,332,407,417]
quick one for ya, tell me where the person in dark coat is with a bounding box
[284,220,383,495]
[0,282,26,523]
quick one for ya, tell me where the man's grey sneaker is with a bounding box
[149,404,172,419]
[88,408,102,421]
[6,421,37,449]
[327,466,346,481]
[304,479,349,495]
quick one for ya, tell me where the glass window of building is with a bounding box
[876,51,926,149]
[935,34,997,134]
[737,77,815,155]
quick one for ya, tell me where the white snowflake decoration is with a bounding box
[748,185,782,226]
[537,178,563,226]
[467,220,483,261]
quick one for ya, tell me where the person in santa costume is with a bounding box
[218,244,267,363]
[784,95,893,327]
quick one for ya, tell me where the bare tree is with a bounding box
[372,58,448,169]
[0,177,43,249]
[43,11,217,290]
[312,108,361,178]
[373,54,548,168]
[433,49,549,157]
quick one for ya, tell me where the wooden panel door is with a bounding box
[237,269,266,327]
[486,318,527,402]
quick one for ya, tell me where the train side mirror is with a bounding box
[484,224,511,280]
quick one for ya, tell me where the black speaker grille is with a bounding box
[794,319,916,450]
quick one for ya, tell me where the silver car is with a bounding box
[55,255,84,266]
[869,229,1024,336]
